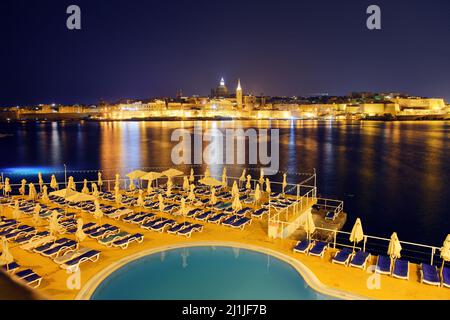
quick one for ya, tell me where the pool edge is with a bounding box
[76,241,370,300]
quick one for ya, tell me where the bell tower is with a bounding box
[236,79,243,109]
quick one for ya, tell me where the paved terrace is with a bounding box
[0,189,448,300]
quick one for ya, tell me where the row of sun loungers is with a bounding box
[84,222,144,249]
[293,240,449,287]
[120,210,204,237]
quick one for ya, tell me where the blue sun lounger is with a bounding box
[2,262,20,273]
[442,267,450,288]
[332,248,354,265]
[62,249,101,273]
[349,251,371,270]
[231,217,252,230]
[1,224,30,236]
[325,211,337,221]
[236,208,252,216]
[392,259,409,280]
[123,212,145,222]
[167,222,191,234]
[90,225,119,239]
[208,213,228,223]
[420,264,440,286]
[84,225,104,235]
[186,208,203,217]
[15,231,50,245]
[178,224,203,237]
[99,232,130,246]
[309,242,328,257]
[251,208,268,218]
[375,255,392,274]
[222,215,239,226]
[141,217,166,229]
[151,219,175,232]
[131,213,156,224]
[6,226,36,240]
[15,269,43,288]
[195,210,212,221]
[112,233,144,249]
[34,238,71,253]
[41,240,77,258]
[293,240,312,254]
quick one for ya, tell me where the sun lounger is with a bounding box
[141,217,166,229]
[208,213,228,223]
[2,262,20,273]
[162,204,179,214]
[32,238,71,253]
[349,251,371,270]
[99,232,130,246]
[6,226,36,240]
[20,235,56,251]
[151,219,176,232]
[82,222,97,231]
[442,267,450,288]
[308,241,328,257]
[325,211,337,221]
[109,208,133,220]
[222,215,239,226]
[123,212,144,222]
[61,250,101,273]
[131,213,156,225]
[293,239,312,254]
[251,208,268,218]
[375,255,392,274]
[167,222,191,234]
[195,210,212,221]
[235,207,252,216]
[332,248,354,265]
[54,247,93,264]
[14,269,43,288]
[15,231,50,245]
[231,217,252,229]
[90,226,119,239]
[186,208,202,217]
[41,240,78,258]
[420,264,440,286]
[177,224,203,237]
[112,233,144,249]
[392,259,409,280]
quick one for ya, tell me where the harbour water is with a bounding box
[0,120,448,246]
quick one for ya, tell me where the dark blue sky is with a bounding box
[1,0,449,105]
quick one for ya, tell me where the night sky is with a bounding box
[1,0,449,106]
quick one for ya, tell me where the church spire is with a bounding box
[237,78,242,91]
[220,77,225,86]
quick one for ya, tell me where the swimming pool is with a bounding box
[91,246,335,300]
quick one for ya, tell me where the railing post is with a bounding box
[431,248,435,265]
[363,236,367,252]
[333,230,337,248]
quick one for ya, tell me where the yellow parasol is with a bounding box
[349,218,364,252]
[81,179,89,194]
[50,174,58,190]
[75,218,86,243]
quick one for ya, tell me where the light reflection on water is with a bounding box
[0,120,448,245]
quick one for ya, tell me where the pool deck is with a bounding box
[2,199,449,300]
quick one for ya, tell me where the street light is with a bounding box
[64,164,67,187]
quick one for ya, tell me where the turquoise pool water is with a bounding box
[91,246,334,300]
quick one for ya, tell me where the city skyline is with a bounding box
[1,0,449,105]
